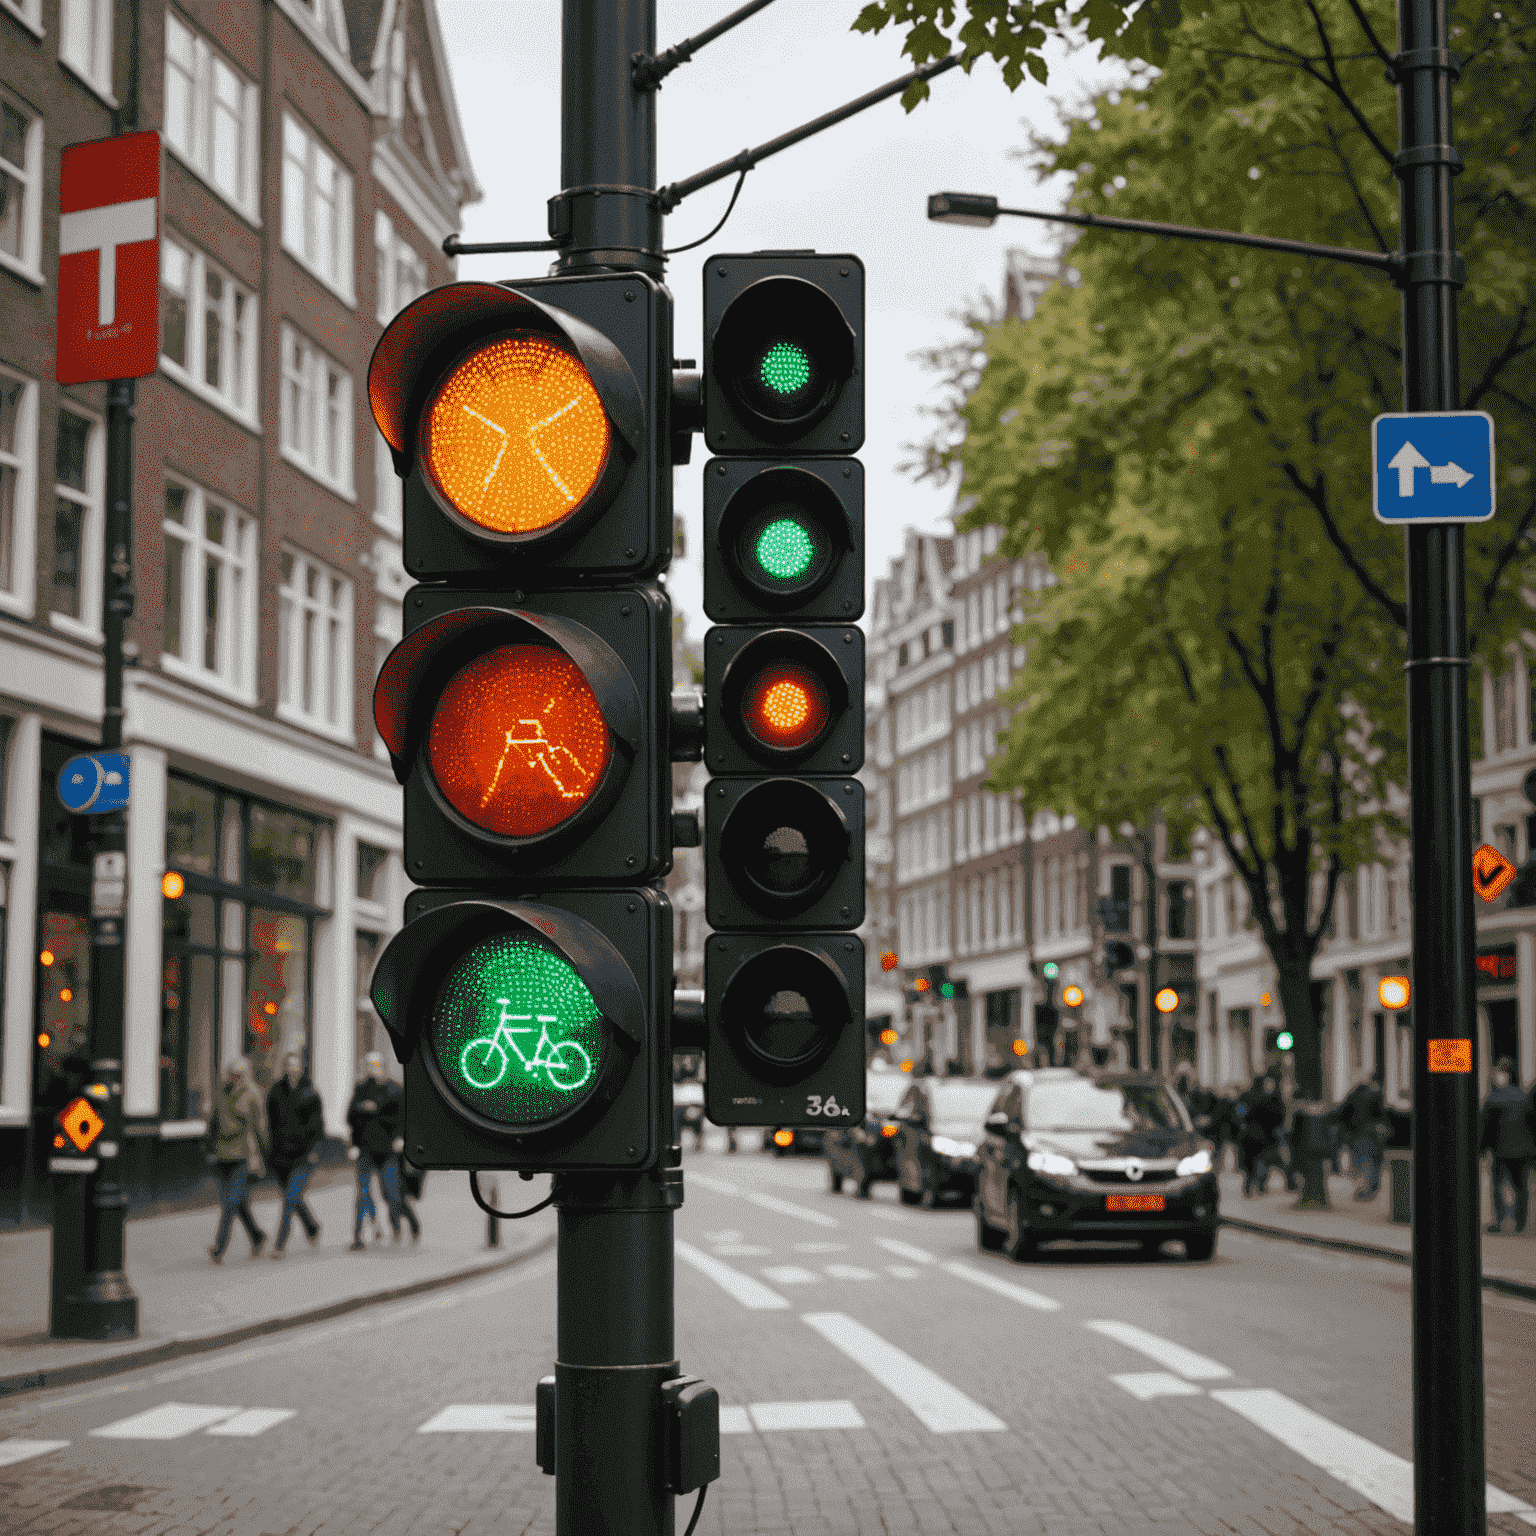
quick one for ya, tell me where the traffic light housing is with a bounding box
[365,275,675,1172]
[701,252,865,1130]
[1103,940,1135,974]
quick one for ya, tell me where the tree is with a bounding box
[913,0,1533,1159]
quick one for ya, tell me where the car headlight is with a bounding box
[930,1136,977,1159]
[1027,1149,1077,1177]
[1176,1148,1213,1178]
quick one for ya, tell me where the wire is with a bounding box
[664,169,749,255]
[682,1484,708,1536]
[469,1170,554,1220]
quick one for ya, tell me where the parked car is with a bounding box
[892,1078,999,1207]
[974,1068,1220,1261]
[826,1066,910,1196]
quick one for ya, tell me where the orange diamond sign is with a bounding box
[58,1095,105,1152]
[1472,843,1517,903]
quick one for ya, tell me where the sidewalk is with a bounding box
[0,1167,555,1398]
[1216,1167,1536,1300]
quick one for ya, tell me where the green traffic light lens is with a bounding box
[759,341,812,397]
[755,517,816,582]
[1276,1031,1294,1051]
[1042,962,1059,979]
[428,932,606,1126]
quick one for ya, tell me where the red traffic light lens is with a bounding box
[742,662,830,752]
[427,643,612,838]
[423,332,611,537]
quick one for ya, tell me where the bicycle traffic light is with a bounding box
[366,276,674,1172]
[701,252,866,1131]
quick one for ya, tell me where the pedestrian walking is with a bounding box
[1237,1074,1285,1196]
[1338,1071,1389,1200]
[208,1057,268,1262]
[266,1051,324,1257]
[347,1052,419,1248]
[1480,1059,1535,1234]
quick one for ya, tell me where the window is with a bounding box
[1494,665,1517,753]
[50,407,103,636]
[0,91,43,280]
[2,0,41,35]
[374,210,427,323]
[282,113,355,301]
[0,368,37,616]
[61,0,113,96]
[280,325,354,494]
[278,547,354,738]
[160,235,258,423]
[161,478,257,698]
[356,842,389,904]
[164,12,258,218]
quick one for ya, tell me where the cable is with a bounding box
[469,1170,554,1220]
[664,169,748,255]
[682,1484,708,1536]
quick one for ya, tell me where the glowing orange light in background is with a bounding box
[38,1032,52,1049]
[880,1122,900,1138]
[899,1059,914,1073]
[742,662,829,752]
[773,1129,795,1147]
[1260,991,1272,1008]
[161,871,186,899]
[428,643,612,838]
[59,989,72,1002]
[264,1001,279,1016]
[39,950,55,967]
[880,951,899,972]
[1155,987,1181,1014]
[424,334,610,536]
[1061,984,1085,1008]
[1378,975,1411,1010]
[879,1028,899,1046]
[1012,1038,1029,1056]
[912,976,932,994]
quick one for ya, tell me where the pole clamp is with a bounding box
[1392,143,1464,177]
[1385,47,1462,83]
[1403,655,1471,670]
[1393,249,1467,291]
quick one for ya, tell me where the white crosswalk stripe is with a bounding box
[0,1439,69,1468]
[675,1240,791,1310]
[206,1409,296,1437]
[418,1405,537,1433]
[885,1264,922,1279]
[1112,1372,1204,1401]
[942,1260,1061,1312]
[92,1403,243,1439]
[718,1401,866,1433]
[875,1237,935,1264]
[1086,1320,1231,1380]
[761,1265,820,1284]
[824,1264,876,1280]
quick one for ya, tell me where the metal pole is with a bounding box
[56,376,138,1338]
[1396,0,1485,1529]
[551,6,678,1534]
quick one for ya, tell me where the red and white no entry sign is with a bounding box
[56,130,161,386]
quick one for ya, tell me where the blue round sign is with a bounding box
[57,752,131,814]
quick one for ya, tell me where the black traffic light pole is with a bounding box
[930,0,1484,1525]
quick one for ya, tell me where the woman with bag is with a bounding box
[209,1056,269,1261]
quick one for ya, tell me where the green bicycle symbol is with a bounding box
[460,1000,594,1093]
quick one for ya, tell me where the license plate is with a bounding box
[1106,1193,1165,1212]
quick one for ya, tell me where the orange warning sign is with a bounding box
[1427,1039,1472,1074]
[58,1095,105,1152]
[1472,843,1517,902]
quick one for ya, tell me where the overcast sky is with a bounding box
[436,1,1123,643]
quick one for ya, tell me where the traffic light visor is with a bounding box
[423,332,612,537]
[427,642,613,838]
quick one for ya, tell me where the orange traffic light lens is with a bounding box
[880,1122,900,1138]
[424,332,611,536]
[913,976,931,993]
[742,661,830,752]
[1062,984,1085,1008]
[428,643,613,838]
[1378,975,1411,1010]
[1012,1038,1029,1056]
[773,1129,795,1147]
[1154,986,1180,1014]
[162,871,186,899]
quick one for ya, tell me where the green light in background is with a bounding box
[1042,962,1059,980]
[429,932,605,1126]
[755,517,815,581]
[1275,1030,1294,1051]
[759,341,811,396]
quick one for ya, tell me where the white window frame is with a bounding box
[160,477,257,702]
[282,112,355,304]
[60,0,115,103]
[279,324,355,498]
[373,209,427,325]
[277,546,355,741]
[0,366,39,619]
[373,430,401,535]
[48,403,104,641]
[0,89,44,284]
[1,0,43,37]
[163,11,260,222]
[159,233,260,428]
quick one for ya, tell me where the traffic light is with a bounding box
[702,252,866,1131]
[366,274,674,1172]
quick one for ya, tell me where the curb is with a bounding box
[1218,1214,1536,1303]
[0,1231,556,1401]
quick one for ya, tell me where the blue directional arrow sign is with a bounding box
[1372,411,1495,524]
[57,752,131,814]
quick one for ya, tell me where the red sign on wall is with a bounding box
[56,130,161,386]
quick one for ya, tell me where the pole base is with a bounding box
[52,1275,139,1340]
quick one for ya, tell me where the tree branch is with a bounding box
[1281,461,1408,628]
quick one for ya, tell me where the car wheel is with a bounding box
[1003,1188,1036,1263]
[898,1182,921,1206]
[976,1198,1005,1252]
[1184,1230,1217,1261]
[919,1168,939,1209]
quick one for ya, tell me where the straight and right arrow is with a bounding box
[1387,440,1473,496]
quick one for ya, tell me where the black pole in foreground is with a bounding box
[54,377,139,1339]
[1396,2,1485,1531]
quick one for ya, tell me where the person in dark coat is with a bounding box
[1338,1072,1388,1200]
[1480,1059,1536,1234]
[347,1053,419,1248]
[267,1051,324,1256]
[1237,1074,1285,1196]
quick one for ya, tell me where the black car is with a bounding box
[892,1078,1000,1208]
[974,1068,1219,1260]
[826,1067,910,1196]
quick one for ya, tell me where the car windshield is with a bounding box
[926,1082,1000,1136]
[1026,1079,1189,1133]
[865,1073,909,1115]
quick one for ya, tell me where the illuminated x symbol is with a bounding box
[1472,843,1517,903]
